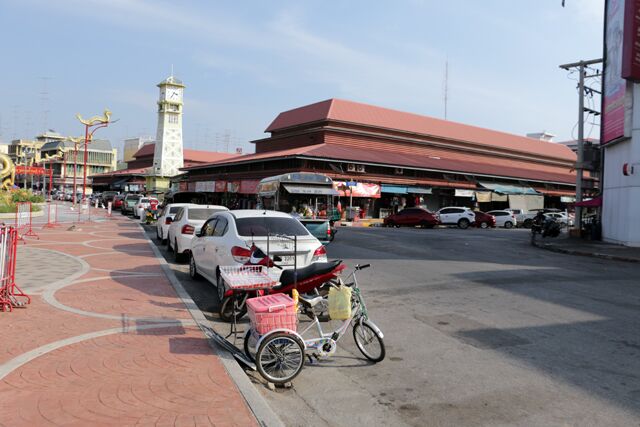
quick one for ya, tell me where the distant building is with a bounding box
[123,136,154,163]
[40,138,117,192]
[0,144,8,155]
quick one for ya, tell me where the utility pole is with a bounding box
[559,58,602,230]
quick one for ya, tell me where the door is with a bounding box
[438,208,454,224]
[204,216,230,277]
[193,218,217,278]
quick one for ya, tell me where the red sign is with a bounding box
[239,179,260,194]
[603,0,629,144]
[214,181,226,192]
[622,0,640,80]
[333,182,381,198]
[15,166,46,176]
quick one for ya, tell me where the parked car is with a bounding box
[100,191,119,205]
[156,203,197,244]
[135,196,159,220]
[299,217,336,244]
[167,205,229,261]
[436,207,476,229]
[190,210,328,301]
[122,194,141,215]
[486,210,517,228]
[383,207,439,228]
[544,212,574,227]
[472,211,496,228]
[112,194,125,209]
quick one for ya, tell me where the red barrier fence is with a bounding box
[15,202,39,241]
[0,225,30,312]
[44,202,59,228]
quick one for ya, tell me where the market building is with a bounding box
[179,98,577,218]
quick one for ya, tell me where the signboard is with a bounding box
[15,166,46,176]
[333,181,381,198]
[227,181,240,193]
[194,181,215,192]
[622,0,640,80]
[179,181,188,192]
[215,181,226,192]
[187,182,196,192]
[454,189,475,197]
[239,179,260,194]
[603,0,631,143]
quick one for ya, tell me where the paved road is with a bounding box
[144,223,640,427]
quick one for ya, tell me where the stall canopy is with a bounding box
[283,185,339,196]
[479,181,539,195]
[574,197,602,207]
[381,185,408,194]
[407,186,432,194]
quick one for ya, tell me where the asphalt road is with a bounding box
[143,223,640,427]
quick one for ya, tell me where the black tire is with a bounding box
[174,239,184,262]
[244,329,258,362]
[255,332,305,384]
[479,222,489,229]
[419,220,429,228]
[216,274,226,303]
[386,220,395,228]
[189,254,200,280]
[457,218,470,229]
[353,321,385,363]
[523,219,533,229]
[219,295,247,322]
[504,221,514,229]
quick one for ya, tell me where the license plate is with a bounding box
[279,255,296,265]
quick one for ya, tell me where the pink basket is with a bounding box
[247,294,297,334]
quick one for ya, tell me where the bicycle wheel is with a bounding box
[219,295,247,322]
[243,329,258,362]
[255,332,305,384]
[353,321,385,362]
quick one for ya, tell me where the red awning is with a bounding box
[574,197,602,207]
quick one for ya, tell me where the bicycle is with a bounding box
[243,263,385,384]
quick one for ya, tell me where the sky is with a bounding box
[0,0,604,159]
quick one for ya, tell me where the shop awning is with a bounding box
[381,185,408,194]
[574,197,602,207]
[407,186,432,194]
[112,178,129,188]
[283,185,339,196]
[479,181,539,195]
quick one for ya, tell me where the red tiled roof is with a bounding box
[265,99,576,161]
[132,143,235,163]
[184,143,575,185]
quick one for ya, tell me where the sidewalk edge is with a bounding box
[534,240,640,263]
[138,224,283,427]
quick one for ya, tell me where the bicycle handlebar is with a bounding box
[355,264,371,270]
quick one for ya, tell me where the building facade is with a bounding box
[180,99,577,217]
[123,136,154,163]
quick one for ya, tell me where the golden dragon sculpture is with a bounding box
[76,109,111,126]
[0,153,16,191]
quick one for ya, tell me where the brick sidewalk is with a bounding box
[0,216,258,426]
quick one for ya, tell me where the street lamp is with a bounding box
[75,109,112,202]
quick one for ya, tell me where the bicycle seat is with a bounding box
[298,295,324,308]
[278,260,342,287]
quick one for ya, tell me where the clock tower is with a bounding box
[153,75,185,177]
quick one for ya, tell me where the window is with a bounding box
[174,208,184,221]
[212,216,228,237]
[439,208,453,214]
[187,208,224,220]
[235,217,310,237]
[169,206,182,214]
[202,219,217,237]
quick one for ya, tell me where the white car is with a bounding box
[135,197,158,220]
[156,203,197,244]
[167,205,229,261]
[545,212,574,227]
[436,207,476,229]
[189,210,328,302]
[486,210,518,228]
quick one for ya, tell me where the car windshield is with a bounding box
[188,208,223,220]
[236,217,310,237]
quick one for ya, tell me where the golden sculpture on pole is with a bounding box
[76,109,111,126]
[0,154,16,190]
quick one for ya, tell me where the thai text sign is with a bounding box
[15,166,46,176]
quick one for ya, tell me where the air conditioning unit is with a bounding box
[356,164,366,173]
[394,168,404,175]
[347,163,356,172]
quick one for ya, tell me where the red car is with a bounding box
[113,194,125,209]
[383,207,440,228]
[473,211,496,228]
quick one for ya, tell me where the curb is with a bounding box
[137,223,284,427]
[533,241,640,263]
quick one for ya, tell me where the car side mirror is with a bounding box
[195,230,205,238]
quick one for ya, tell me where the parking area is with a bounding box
[142,222,640,427]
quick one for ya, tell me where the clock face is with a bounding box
[167,88,181,100]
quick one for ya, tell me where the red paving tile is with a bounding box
[1,217,257,427]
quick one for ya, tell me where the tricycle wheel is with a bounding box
[244,329,258,362]
[219,294,247,322]
[255,332,305,384]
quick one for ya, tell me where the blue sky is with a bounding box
[0,0,604,158]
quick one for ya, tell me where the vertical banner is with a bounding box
[603,0,631,144]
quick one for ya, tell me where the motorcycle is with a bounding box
[219,246,345,322]
[531,217,561,244]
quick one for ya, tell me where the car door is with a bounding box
[193,217,217,278]
[157,206,168,235]
[438,208,453,224]
[204,215,230,275]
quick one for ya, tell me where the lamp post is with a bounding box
[75,109,112,202]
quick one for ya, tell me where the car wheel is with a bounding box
[386,220,395,228]
[523,219,533,229]
[156,228,162,241]
[419,220,430,228]
[189,254,200,279]
[216,273,227,303]
[174,239,184,262]
[479,222,488,229]
[504,221,513,229]
[457,218,470,229]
